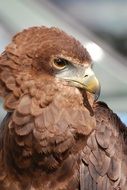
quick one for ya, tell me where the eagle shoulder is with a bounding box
[80,101,127,190]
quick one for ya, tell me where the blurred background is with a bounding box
[0,0,127,124]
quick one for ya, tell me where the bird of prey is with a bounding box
[0,26,126,190]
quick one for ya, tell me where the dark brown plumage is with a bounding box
[0,26,127,190]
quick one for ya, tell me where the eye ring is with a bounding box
[53,58,68,70]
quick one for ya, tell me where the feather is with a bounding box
[0,27,127,190]
[17,95,31,115]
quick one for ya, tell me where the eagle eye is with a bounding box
[53,58,68,70]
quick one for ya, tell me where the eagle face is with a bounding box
[51,56,100,101]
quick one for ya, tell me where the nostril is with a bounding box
[84,75,88,78]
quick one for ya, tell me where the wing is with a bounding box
[80,101,127,190]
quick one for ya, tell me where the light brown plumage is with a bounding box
[0,26,127,190]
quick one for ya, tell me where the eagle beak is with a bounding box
[73,67,100,100]
[55,66,100,100]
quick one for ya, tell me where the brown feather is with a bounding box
[80,102,127,189]
[0,27,127,190]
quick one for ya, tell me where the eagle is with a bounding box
[0,26,126,190]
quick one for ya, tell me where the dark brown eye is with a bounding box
[53,58,67,70]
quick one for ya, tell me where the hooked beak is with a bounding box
[70,67,100,100]
[55,65,100,100]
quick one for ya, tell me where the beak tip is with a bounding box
[85,75,101,101]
